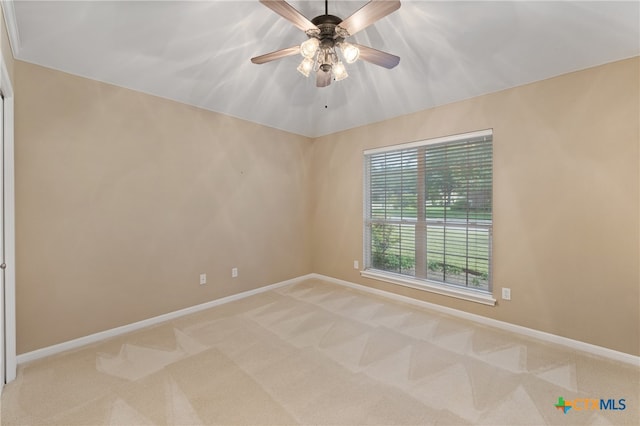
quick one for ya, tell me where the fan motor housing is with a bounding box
[310,14,345,41]
[311,14,342,27]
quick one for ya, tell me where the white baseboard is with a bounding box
[16,274,315,365]
[311,273,640,367]
[17,272,639,368]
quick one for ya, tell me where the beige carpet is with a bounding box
[2,278,638,425]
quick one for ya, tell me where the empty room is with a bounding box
[0,1,638,425]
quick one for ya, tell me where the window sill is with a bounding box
[360,269,497,306]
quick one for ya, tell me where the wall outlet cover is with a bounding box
[501,288,511,300]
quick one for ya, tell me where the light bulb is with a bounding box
[340,42,360,64]
[297,57,314,77]
[300,38,319,59]
[333,62,348,81]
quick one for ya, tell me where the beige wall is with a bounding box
[311,57,640,356]
[15,61,313,354]
[14,57,639,357]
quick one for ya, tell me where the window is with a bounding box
[363,130,493,304]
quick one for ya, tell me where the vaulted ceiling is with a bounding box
[6,1,639,137]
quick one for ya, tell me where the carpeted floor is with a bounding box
[1,278,638,425]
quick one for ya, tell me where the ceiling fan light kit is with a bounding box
[251,0,401,88]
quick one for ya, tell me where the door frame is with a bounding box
[0,53,16,384]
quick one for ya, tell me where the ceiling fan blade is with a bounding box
[316,70,332,87]
[251,46,300,64]
[338,0,401,36]
[354,44,400,69]
[259,0,318,32]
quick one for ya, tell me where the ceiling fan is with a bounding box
[251,0,401,88]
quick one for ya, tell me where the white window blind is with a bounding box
[364,130,493,293]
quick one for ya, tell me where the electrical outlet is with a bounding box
[199,273,206,285]
[501,288,511,301]
[353,260,359,269]
[231,267,238,278]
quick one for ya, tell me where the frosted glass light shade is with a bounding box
[333,62,348,81]
[341,43,360,64]
[300,38,320,59]
[297,57,314,77]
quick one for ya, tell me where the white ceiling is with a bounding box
[7,1,640,137]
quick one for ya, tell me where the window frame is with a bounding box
[362,129,496,306]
